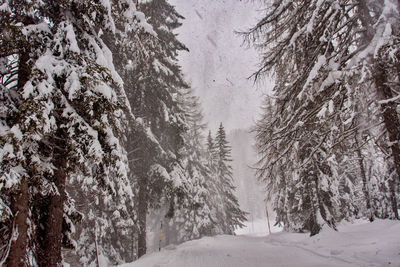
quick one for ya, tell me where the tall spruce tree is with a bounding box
[127,0,189,257]
[205,131,226,234]
[214,123,247,234]
[0,1,41,264]
[168,87,215,243]
[66,1,157,264]
[1,1,133,265]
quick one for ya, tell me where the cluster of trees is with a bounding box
[0,0,245,266]
[244,0,400,235]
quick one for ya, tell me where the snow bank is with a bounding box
[120,220,400,267]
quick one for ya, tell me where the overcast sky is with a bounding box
[169,0,273,132]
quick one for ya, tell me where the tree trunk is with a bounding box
[374,60,400,185]
[354,134,374,221]
[388,175,399,219]
[137,175,148,258]
[7,178,28,267]
[358,0,400,185]
[7,46,31,267]
[38,131,67,267]
[307,173,320,236]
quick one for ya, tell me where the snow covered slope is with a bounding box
[120,220,400,267]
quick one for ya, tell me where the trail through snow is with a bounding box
[120,220,400,267]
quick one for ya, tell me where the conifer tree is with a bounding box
[69,1,157,263]
[205,131,226,234]
[0,1,40,264]
[168,87,215,242]
[214,123,247,234]
[244,0,400,233]
[1,1,133,265]
[126,0,189,257]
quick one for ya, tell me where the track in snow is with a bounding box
[120,220,400,267]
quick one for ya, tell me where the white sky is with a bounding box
[169,0,273,132]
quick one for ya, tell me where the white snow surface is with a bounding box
[120,220,400,267]
[235,218,280,237]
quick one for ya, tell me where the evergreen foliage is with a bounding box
[243,0,400,234]
[214,124,247,233]
[165,87,215,243]
[126,0,189,258]
[1,0,140,265]
[205,124,247,235]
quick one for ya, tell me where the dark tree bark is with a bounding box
[374,60,400,185]
[388,175,399,219]
[127,130,150,259]
[137,174,148,258]
[7,178,28,267]
[354,134,374,221]
[375,62,400,219]
[7,47,30,267]
[307,174,320,236]
[358,0,400,185]
[38,129,67,267]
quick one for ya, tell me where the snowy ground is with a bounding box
[120,220,400,267]
[235,217,281,236]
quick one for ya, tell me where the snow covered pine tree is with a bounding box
[244,0,400,234]
[167,87,216,243]
[1,1,133,265]
[126,0,190,258]
[213,124,247,234]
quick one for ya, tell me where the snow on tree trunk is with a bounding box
[6,178,28,267]
[374,60,400,185]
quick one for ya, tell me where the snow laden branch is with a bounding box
[246,0,400,234]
